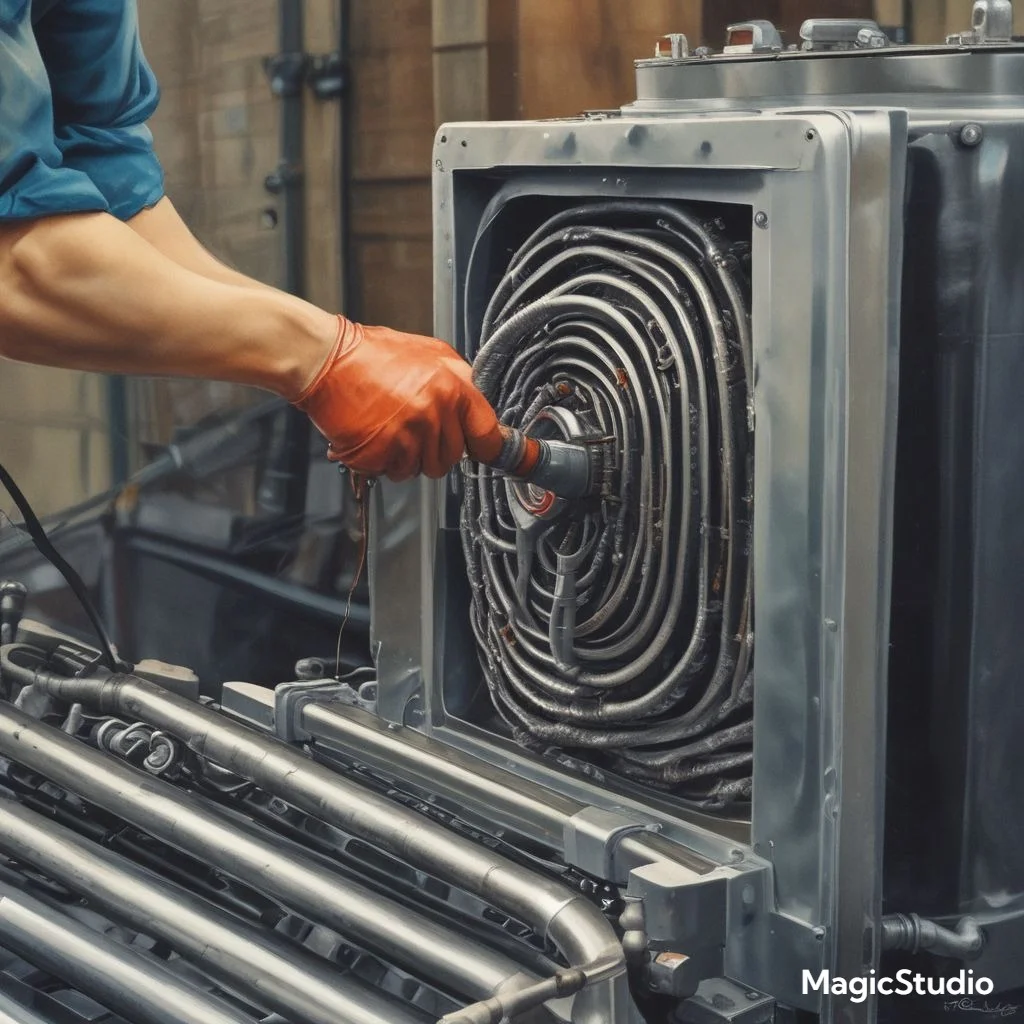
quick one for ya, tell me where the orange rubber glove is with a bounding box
[293,315,503,482]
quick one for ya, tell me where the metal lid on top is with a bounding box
[631,1,1024,112]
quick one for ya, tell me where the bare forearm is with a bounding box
[0,212,335,398]
[127,198,278,294]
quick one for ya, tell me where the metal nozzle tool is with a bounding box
[484,425,594,500]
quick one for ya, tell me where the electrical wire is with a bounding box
[462,201,754,809]
[0,462,120,672]
[335,473,369,680]
[0,397,287,559]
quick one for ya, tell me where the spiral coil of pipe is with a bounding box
[462,202,755,808]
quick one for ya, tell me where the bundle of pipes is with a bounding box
[463,201,755,808]
[0,645,628,1024]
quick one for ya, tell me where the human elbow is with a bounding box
[0,220,64,355]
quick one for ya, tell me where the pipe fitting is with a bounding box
[0,581,27,648]
[881,913,985,960]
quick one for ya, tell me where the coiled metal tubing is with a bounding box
[463,202,754,808]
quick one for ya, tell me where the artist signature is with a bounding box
[945,999,1021,1017]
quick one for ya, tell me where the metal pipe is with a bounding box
[0,878,256,1024]
[21,667,628,1021]
[258,0,310,519]
[881,913,985,960]
[0,797,428,1024]
[278,0,305,299]
[0,698,534,1006]
[440,956,624,1024]
[301,702,718,878]
[308,702,578,842]
[338,0,356,318]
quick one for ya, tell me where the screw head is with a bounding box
[754,211,769,229]
[960,122,984,148]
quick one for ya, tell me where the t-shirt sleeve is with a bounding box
[0,0,110,221]
[34,0,165,221]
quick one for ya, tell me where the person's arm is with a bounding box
[127,197,278,293]
[35,0,164,223]
[0,211,334,397]
[0,1,503,481]
[0,211,503,480]
[33,0,268,293]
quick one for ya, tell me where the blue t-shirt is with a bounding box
[0,0,164,221]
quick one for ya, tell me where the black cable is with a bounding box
[0,397,286,559]
[462,201,754,810]
[0,462,119,672]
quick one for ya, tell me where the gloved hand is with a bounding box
[293,315,503,481]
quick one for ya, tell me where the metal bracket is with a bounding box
[675,978,775,1023]
[724,21,783,54]
[799,19,888,51]
[263,51,345,100]
[563,806,660,883]
[307,53,346,100]
[948,0,1014,44]
[627,860,734,951]
[623,860,771,1001]
[654,34,689,59]
[263,52,308,98]
[274,668,378,743]
[220,682,276,731]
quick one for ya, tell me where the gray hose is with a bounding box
[0,879,257,1024]
[0,797,429,1024]
[9,661,628,1023]
[0,695,534,1006]
[461,202,754,808]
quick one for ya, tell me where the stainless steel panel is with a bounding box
[632,49,1024,113]
[372,108,905,1020]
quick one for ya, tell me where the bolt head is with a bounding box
[754,211,769,229]
[960,123,984,148]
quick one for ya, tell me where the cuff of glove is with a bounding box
[292,314,357,407]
